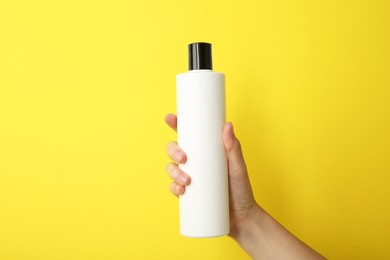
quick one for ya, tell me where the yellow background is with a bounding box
[0,0,389,259]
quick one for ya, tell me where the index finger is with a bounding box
[165,113,177,132]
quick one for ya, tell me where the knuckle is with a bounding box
[165,142,172,152]
[165,162,174,173]
[166,163,180,179]
[166,141,177,154]
[169,182,179,195]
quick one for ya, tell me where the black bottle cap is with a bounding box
[188,42,213,70]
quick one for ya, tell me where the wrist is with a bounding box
[229,204,270,259]
[229,203,265,243]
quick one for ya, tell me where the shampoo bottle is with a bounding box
[176,42,229,237]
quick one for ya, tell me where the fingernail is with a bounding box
[176,151,184,161]
[229,122,235,138]
[176,185,182,193]
[180,175,188,184]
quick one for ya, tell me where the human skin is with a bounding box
[165,113,325,259]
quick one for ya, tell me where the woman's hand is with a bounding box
[164,113,260,237]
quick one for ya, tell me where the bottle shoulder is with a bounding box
[177,70,225,78]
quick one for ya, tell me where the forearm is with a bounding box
[231,204,325,260]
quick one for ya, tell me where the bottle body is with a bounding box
[176,70,229,237]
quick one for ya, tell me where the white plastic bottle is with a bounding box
[176,42,229,237]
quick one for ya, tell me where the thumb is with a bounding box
[223,122,255,213]
[223,123,247,179]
